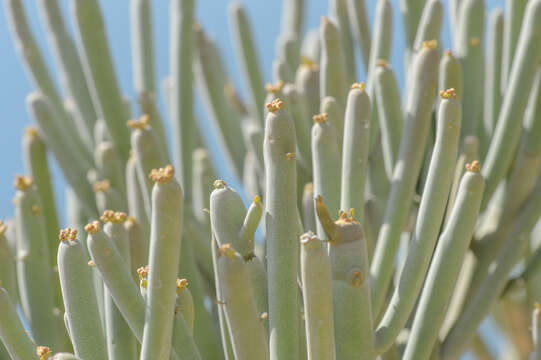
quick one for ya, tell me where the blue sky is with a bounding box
[0,0,505,220]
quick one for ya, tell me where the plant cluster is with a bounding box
[2,0,541,359]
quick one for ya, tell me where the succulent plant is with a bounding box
[2,0,541,359]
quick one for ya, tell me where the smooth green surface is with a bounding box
[140,177,183,360]
[264,105,299,360]
[58,239,107,360]
[370,46,439,315]
[376,95,461,354]
[300,233,335,360]
[0,287,36,360]
[403,170,484,360]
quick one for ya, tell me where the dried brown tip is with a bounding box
[260,312,268,321]
[93,179,110,193]
[422,39,438,50]
[313,112,328,123]
[469,37,480,46]
[138,265,149,289]
[265,80,284,94]
[84,221,101,235]
[58,228,78,243]
[100,210,114,223]
[337,209,356,224]
[114,212,127,223]
[349,269,365,287]
[439,88,457,99]
[321,16,329,25]
[36,346,51,360]
[32,205,40,216]
[0,221,6,237]
[300,231,317,245]
[88,260,96,267]
[444,49,454,58]
[286,152,296,160]
[127,114,150,130]
[25,126,38,138]
[176,278,188,295]
[137,265,149,280]
[266,98,283,113]
[125,216,138,228]
[300,56,319,71]
[213,179,227,189]
[223,82,236,98]
[149,165,174,183]
[465,160,481,173]
[351,82,365,92]
[100,210,127,224]
[375,59,389,68]
[303,182,314,193]
[224,82,247,114]
[253,195,261,205]
[218,243,236,258]
[13,175,33,190]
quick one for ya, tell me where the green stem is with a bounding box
[403,167,484,360]
[483,8,504,136]
[481,0,541,207]
[340,84,370,224]
[140,166,183,360]
[0,286,36,359]
[58,234,107,360]
[14,180,58,349]
[347,0,370,72]
[131,0,156,94]
[441,176,541,359]
[375,91,461,354]
[369,44,439,315]
[312,112,341,240]
[229,2,266,126]
[37,0,98,147]
[71,0,131,161]
[103,219,137,360]
[300,232,335,360]
[217,245,269,359]
[373,64,402,177]
[264,99,299,360]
